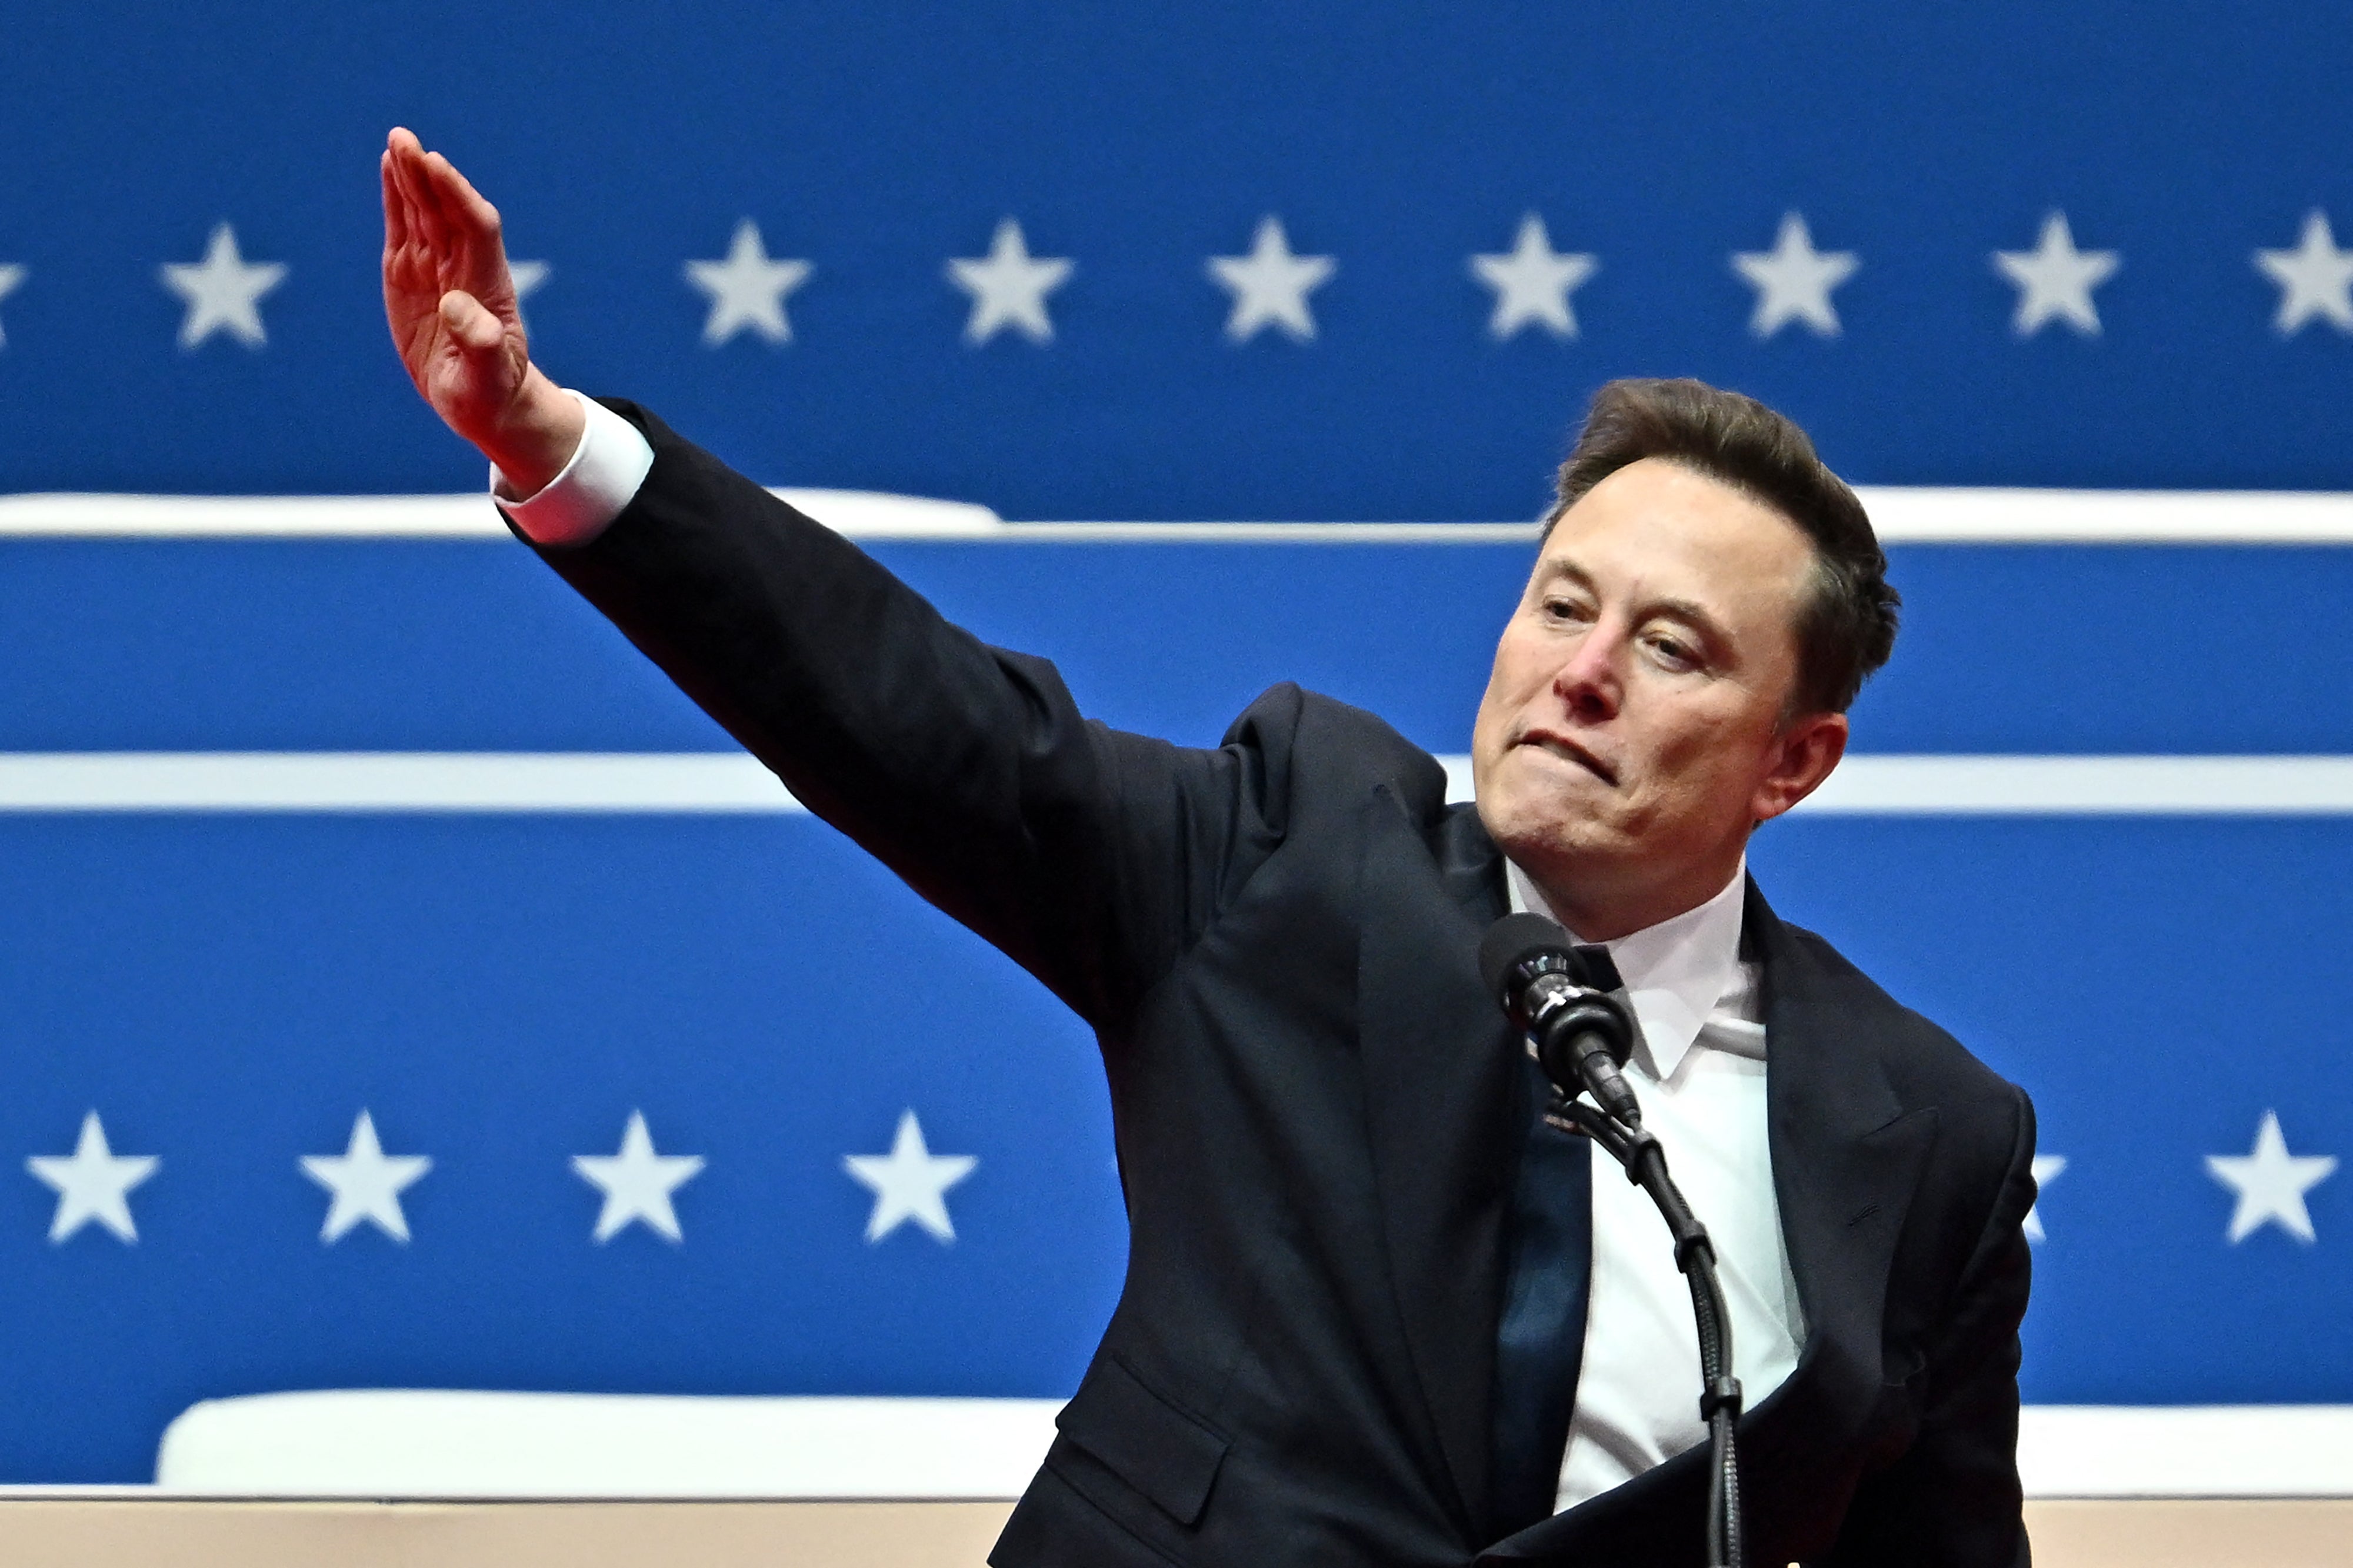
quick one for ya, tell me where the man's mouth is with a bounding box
[1521,731,1618,786]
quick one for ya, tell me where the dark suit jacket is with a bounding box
[524,401,2039,1568]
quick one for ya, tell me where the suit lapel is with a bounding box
[1748,877,1935,1420]
[1356,785,1517,1534]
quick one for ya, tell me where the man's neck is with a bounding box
[1514,856,1747,945]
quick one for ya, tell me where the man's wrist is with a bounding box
[480,368,589,498]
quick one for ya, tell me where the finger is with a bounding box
[422,150,502,261]
[429,150,501,238]
[439,289,504,352]
[391,149,439,271]
[405,142,454,238]
[393,140,449,259]
[424,151,518,309]
[414,148,466,228]
[385,135,422,224]
[381,151,409,254]
[386,128,435,236]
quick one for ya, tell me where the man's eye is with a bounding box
[1647,634,1697,669]
[1541,597,1590,622]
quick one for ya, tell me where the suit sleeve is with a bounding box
[1821,1086,2037,1568]
[515,400,1290,1034]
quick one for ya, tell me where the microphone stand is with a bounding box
[1547,1092,1744,1568]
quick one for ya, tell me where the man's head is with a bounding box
[1471,378,1899,940]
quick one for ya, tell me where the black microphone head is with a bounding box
[1479,912,1575,1014]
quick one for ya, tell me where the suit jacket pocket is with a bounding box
[1056,1353,1233,1527]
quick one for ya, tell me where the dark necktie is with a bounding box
[1487,942,1619,1536]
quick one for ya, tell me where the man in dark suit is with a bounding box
[379,129,2037,1566]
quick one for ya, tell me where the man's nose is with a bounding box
[1551,623,1625,721]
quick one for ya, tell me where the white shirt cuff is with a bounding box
[492,390,656,547]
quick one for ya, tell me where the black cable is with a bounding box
[1549,1096,1744,1568]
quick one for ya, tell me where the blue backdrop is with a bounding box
[5,1,2353,505]
[2,0,2349,1484]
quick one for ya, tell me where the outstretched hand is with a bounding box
[381,128,582,494]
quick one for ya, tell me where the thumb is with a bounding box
[438,289,507,353]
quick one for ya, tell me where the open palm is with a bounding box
[381,127,537,455]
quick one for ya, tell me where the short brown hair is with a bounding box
[1545,377,1899,716]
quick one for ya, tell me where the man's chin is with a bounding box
[1475,786,1614,868]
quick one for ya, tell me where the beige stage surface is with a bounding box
[0,1496,2348,1566]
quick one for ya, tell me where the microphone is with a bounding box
[1478,912,1642,1127]
[1482,914,1745,1568]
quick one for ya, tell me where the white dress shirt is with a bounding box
[499,402,1806,1517]
[1505,858,1805,1513]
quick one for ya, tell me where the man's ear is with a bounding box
[1752,710,1848,824]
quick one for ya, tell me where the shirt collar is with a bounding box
[1503,855,1750,1081]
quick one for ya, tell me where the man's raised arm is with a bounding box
[375,129,1300,1035]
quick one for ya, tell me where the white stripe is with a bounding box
[0,489,1004,541]
[3,1398,2341,1500]
[8,487,2353,543]
[0,493,512,539]
[894,520,1545,541]
[1795,754,2353,815]
[1452,754,2353,815]
[1,752,2351,815]
[153,1390,1064,1499]
[2019,1404,2353,1498]
[0,753,802,813]
[128,1394,2353,1500]
[1859,485,2353,544]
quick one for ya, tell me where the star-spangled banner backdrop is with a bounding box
[2,0,2351,1484]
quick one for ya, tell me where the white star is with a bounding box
[0,263,24,350]
[572,1111,705,1243]
[508,259,549,330]
[2023,1154,2067,1243]
[684,221,812,347]
[1208,216,1335,343]
[300,1110,432,1244]
[26,1112,158,1244]
[844,1110,976,1244]
[159,223,286,349]
[946,219,1072,345]
[2207,1112,2337,1244]
[1992,212,2119,336]
[1470,215,1597,340]
[1731,212,1858,338]
[2254,211,2353,335]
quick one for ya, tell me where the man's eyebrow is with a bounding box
[1535,558,1739,653]
[1645,595,1737,655]
[1531,556,1594,591]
